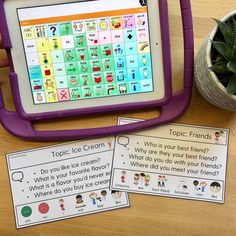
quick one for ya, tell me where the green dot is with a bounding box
[21,206,32,218]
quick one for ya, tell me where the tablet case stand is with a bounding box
[0,0,194,141]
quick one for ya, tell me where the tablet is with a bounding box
[4,0,167,117]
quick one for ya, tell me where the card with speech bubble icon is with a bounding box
[6,137,129,228]
[110,117,229,204]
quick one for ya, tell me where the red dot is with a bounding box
[38,203,49,214]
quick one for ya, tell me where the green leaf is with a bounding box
[232,34,236,62]
[215,54,225,62]
[212,41,232,61]
[213,55,225,63]
[230,18,236,62]
[231,18,236,34]
[214,18,235,48]
[227,61,236,73]
[210,61,228,73]
[227,76,236,94]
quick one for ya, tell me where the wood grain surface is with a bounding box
[0,1,236,236]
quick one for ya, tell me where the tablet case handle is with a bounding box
[0,0,194,141]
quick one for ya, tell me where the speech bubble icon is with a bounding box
[117,136,130,148]
[11,171,24,182]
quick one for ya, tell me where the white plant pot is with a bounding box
[195,11,236,111]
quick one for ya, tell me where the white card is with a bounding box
[110,118,229,203]
[6,137,129,228]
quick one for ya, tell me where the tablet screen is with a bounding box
[17,0,153,105]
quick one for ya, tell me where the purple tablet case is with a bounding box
[0,0,194,141]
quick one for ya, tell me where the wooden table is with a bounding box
[0,1,236,235]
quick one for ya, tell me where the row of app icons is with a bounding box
[30,66,152,86]
[21,13,148,40]
[30,66,153,93]
[27,46,151,67]
[33,79,153,104]
[19,189,125,222]
[28,55,152,78]
[23,28,150,52]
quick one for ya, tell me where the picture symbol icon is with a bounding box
[128,34,133,40]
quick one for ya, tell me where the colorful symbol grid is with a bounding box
[21,11,153,104]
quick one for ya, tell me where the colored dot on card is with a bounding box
[21,206,32,218]
[38,202,49,214]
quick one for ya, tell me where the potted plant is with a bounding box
[195,11,236,111]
